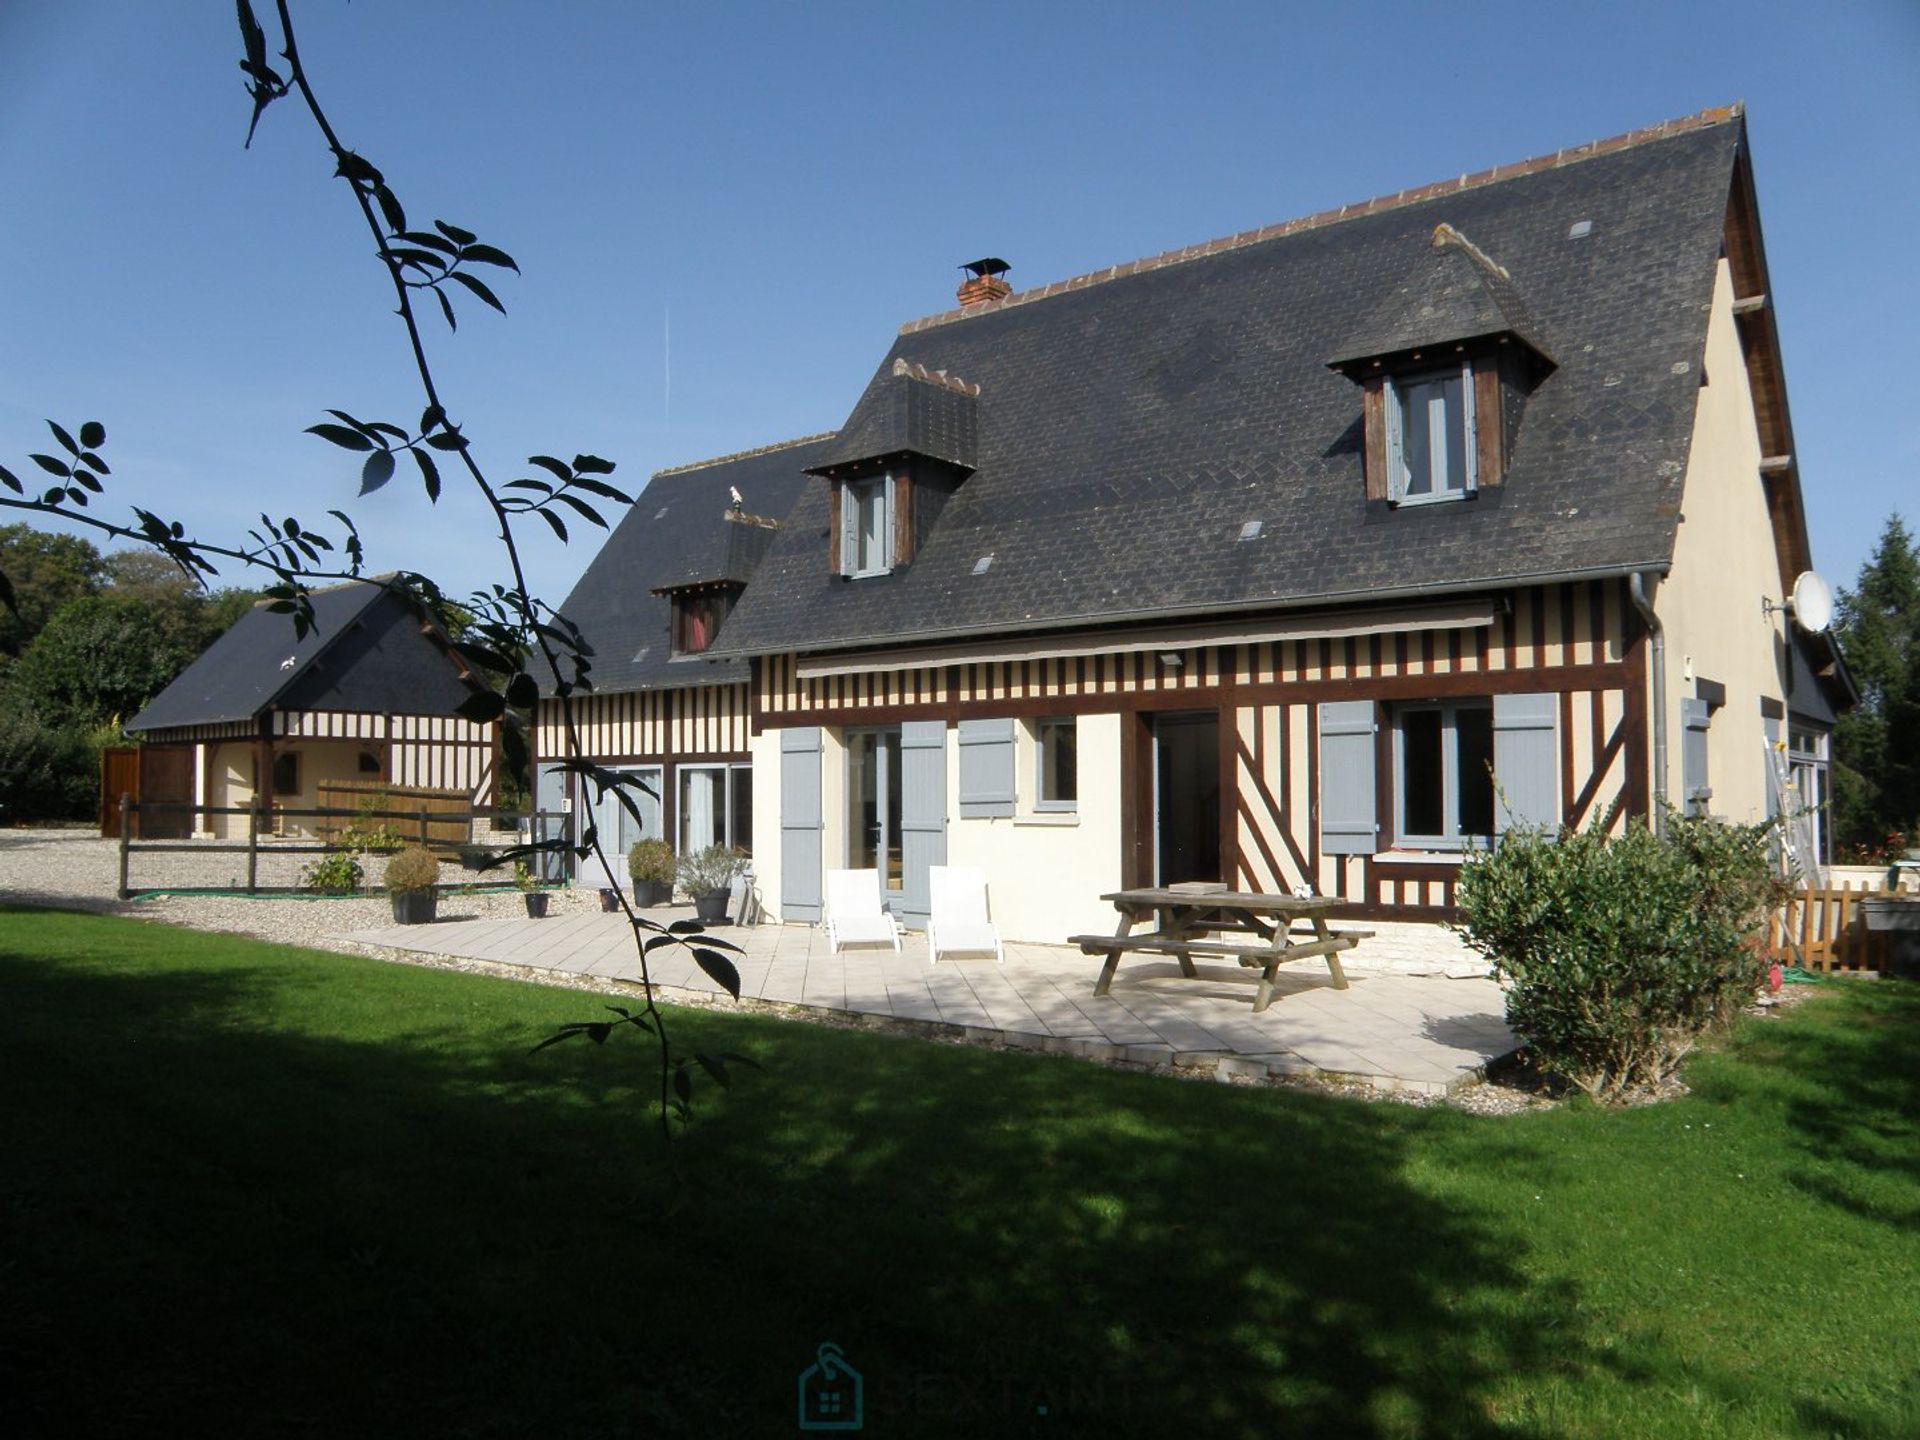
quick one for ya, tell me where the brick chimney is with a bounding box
[957,257,1011,308]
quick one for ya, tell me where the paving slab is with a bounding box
[343,912,1516,1092]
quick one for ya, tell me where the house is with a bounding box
[532,440,819,885]
[539,105,1850,941]
[126,578,500,838]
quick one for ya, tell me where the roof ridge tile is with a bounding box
[653,430,839,479]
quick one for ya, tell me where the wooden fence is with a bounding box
[314,782,474,850]
[111,795,567,900]
[1771,884,1893,974]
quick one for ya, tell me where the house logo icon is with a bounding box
[796,1341,863,1431]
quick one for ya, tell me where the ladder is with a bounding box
[1765,736,1821,887]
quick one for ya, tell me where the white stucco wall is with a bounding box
[945,712,1125,943]
[752,713,1123,942]
[1655,256,1788,824]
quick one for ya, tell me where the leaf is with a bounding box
[29,454,70,478]
[374,183,407,236]
[504,479,553,495]
[399,230,460,256]
[528,455,572,483]
[434,219,478,246]
[77,451,110,475]
[449,271,505,315]
[425,429,468,452]
[47,421,79,456]
[554,493,608,529]
[71,468,103,493]
[460,242,519,273]
[536,508,568,543]
[387,247,447,274]
[0,465,20,495]
[568,476,631,504]
[692,948,742,1000]
[673,1066,693,1102]
[0,569,15,615]
[455,689,507,723]
[307,423,376,452]
[419,403,446,435]
[572,454,616,475]
[79,420,106,449]
[435,286,457,332]
[504,672,539,708]
[693,1053,732,1090]
[411,448,441,502]
[359,449,396,495]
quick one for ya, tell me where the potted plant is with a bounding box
[677,844,751,924]
[384,845,440,924]
[628,838,676,908]
[515,860,549,919]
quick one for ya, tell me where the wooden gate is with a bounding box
[100,745,196,838]
[1772,885,1893,974]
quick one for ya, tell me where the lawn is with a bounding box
[1,907,1915,1439]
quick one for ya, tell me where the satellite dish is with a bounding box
[1789,571,1834,634]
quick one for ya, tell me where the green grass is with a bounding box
[2,906,1915,1439]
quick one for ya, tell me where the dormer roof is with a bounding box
[1326,223,1554,373]
[807,359,980,476]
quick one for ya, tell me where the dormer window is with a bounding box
[1386,361,1476,504]
[671,587,737,655]
[839,473,895,578]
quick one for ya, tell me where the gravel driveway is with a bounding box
[0,827,601,955]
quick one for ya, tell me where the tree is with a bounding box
[7,593,211,731]
[1832,513,1920,852]
[0,524,105,660]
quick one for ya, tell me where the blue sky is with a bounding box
[1,1,1915,608]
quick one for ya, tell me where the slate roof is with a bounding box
[711,109,1748,659]
[1327,225,1553,370]
[543,434,830,694]
[127,579,395,730]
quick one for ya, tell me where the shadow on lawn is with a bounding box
[0,935,1604,1440]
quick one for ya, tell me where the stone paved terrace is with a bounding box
[346,910,1515,1095]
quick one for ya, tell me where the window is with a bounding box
[1035,717,1077,811]
[839,474,894,578]
[1386,362,1476,504]
[1394,701,1493,848]
[671,590,735,655]
[846,727,903,891]
[676,763,752,854]
[1787,726,1829,866]
[271,751,301,798]
[357,748,382,776]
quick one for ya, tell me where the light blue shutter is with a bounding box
[1493,692,1559,834]
[1682,699,1712,818]
[897,721,947,929]
[780,727,824,921]
[1383,382,1406,501]
[957,718,1016,817]
[534,762,570,883]
[1318,701,1378,855]
[837,484,855,577]
[882,472,897,570]
[1461,360,1480,490]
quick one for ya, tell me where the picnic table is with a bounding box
[1069,887,1369,1013]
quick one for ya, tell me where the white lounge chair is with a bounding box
[824,868,902,955]
[926,865,1004,965]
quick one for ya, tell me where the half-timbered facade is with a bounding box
[557,106,1849,942]
[126,579,498,837]
[532,437,821,885]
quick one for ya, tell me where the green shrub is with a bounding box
[301,850,363,894]
[0,710,109,823]
[383,845,440,894]
[1454,807,1782,1102]
[676,844,749,895]
[627,839,675,886]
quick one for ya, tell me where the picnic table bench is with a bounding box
[1069,887,1373,1012]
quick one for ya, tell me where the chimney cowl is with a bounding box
[957,257,1011,308]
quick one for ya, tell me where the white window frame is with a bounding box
[839,473,895,578]
[1033,716,1078,813]
[1385,361,1477,506]
[845,725,904,895]
[676,763,752,855]
[1392,699,1493,850]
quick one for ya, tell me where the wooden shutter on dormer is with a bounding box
[892,464,915,567]
[1362,377,1389,502]
[1473,354,1505,487]
[828,481,843,575]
